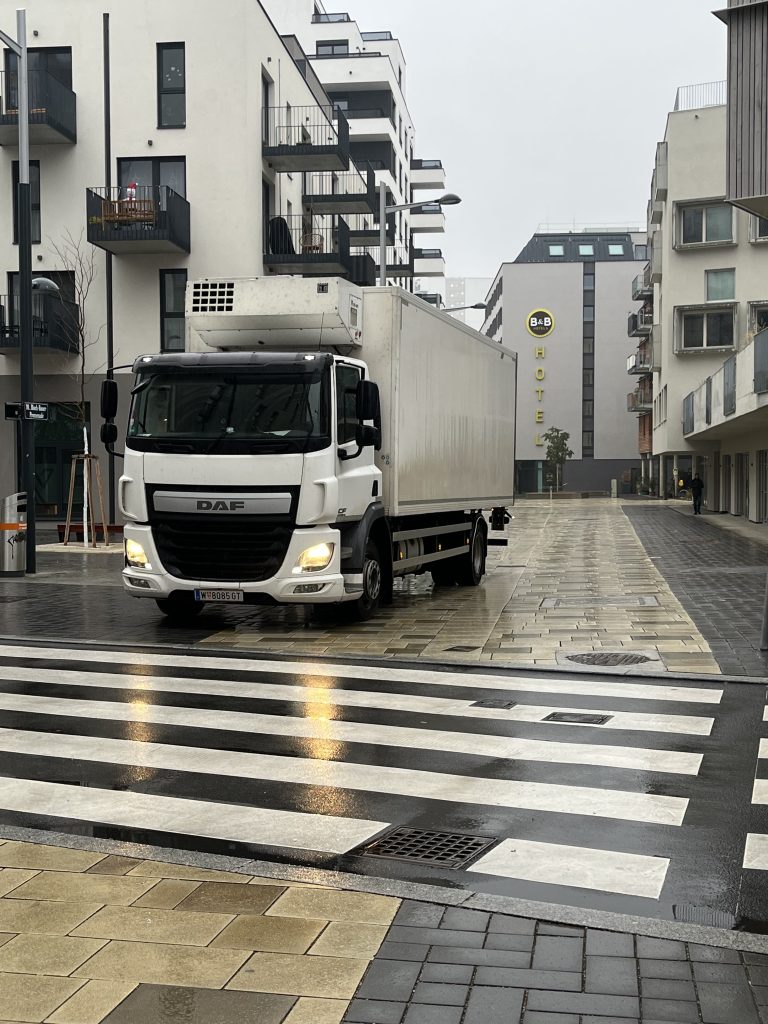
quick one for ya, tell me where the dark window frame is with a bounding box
[159,269,187,353]
[157,43,186,129]
[335,362,362,445]
[117,156,187,197]
[12,159,41,244]
[317,39,350,55]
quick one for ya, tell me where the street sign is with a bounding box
[23,402,48,421]
[4,403,21,421]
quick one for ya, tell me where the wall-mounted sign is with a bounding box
[526,309,555,339]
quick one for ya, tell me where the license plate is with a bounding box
[194,589,244,603]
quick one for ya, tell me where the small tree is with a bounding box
[543,426,574,492]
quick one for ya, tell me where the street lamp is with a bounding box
[0,10,36,573]
[378,183,461,286]
[443,302,487,314]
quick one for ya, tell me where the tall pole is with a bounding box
[103,13,115,525]
[16,9,36,573]
[378,182,387,287]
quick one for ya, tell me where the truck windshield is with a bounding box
[126,366,331,454]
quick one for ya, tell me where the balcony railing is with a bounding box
[628,308,653,336]
[627,387,652,413]
[627,344,652,374]
[755,328,768,394]
[361,31,393,40]
[263,105,349,171]
[631,266,653,301]
[411,159,443,170]
[312,12,351,21]
[723,354,737,416]
[344,107,390,120]
[674,80,726,112]
[303,165,375,214]
[0,293,79,354]
[683,392,695,435]
[0,68,77,144]
[413,248,442,258]
[264,214,350,276]
[352,244,412,276]
[86,186,190,254]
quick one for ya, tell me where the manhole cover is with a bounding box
[567,653,652,666]
[471,699,518,710]
[357,827,497,868]
[545,712,613,725]
[447,645,480,653]
[673,905,737,929]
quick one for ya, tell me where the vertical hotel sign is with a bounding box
[526,309,555,448]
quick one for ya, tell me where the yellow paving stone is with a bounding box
[0,873,40,899]
[266,889,399,926]
[6,873,156,908]
[308,922,389,960]
[46,980,137,1024]
[0,845,106,874]
[174,882,284,915]
[85,857,143,877]
[0,900,102,936]
[125,862,251,883]
[70,905,233,946]
[283,996,349,1024]
[211,914,326,953]
[130,880,202,910]
[227,951,367,999]
[0,934,107,977]
[71,940,250,989]
[0,973,84,1023]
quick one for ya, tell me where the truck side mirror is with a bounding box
[356,380,380,423]
[355,424,381,449]
[101,378,118,420]
[101,422,118,445]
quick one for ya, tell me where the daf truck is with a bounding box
[101,278,517,621]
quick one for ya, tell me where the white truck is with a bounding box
[100,278,517,621]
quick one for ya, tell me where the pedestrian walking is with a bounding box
[690,473,704,515]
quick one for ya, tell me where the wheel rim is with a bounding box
[472,530,484,576]
[363,557,382,604]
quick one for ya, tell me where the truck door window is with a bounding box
[336,364,361,445]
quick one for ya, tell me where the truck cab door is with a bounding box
[335,362,381,519]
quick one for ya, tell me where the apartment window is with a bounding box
[118,157,186,198]
[680,203,732,245]
[12,160,40,244]
[583,305,594,322]
[583,430,594,448]
[583,400,594,417]
[317,40,349,55]
[336,362,361,444]
[157,43,185,128]
[578,244,594,257]
[583,369,594,386]
[261,73,272,144]
[332,97,349,116]
[749,302,768,334]
[159,270,187,352]
[548,244,564,257]
[608,243,624,256]
[706,269,735,302]
[681,308,734,350]
[583,273,595,290]
[583,336,594,354]
[4,47,72,106]
[634,244,648,259]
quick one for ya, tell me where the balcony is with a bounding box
[410,203,445,234]
[631,266,653,301]
[413,248,445,277]
[347,210,394,247]
[353,244,413,278]
[263,105,349,172]
[628,308,653,337]
[87,186,190,254]
[653,141,668,202]
[650,229,663,283]
[683,392,695,435]
[627,387,652,413]
[0,69,77,145]
[264,214,350,276]
[627,342,652,375]
[311,12,351,21]
[638,413,653,455]
[0,292,79,355]
[303,165,376,214]
[346,110,394,142]
[411,158,446,191]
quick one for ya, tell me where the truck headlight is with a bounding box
[293,542,334,574]
[125,539,152,570]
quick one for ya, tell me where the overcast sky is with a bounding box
[343,0,727,279]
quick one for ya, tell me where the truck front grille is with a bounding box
[152,516,294,583]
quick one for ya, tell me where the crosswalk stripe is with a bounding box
[0,691,703,775]
[0,776,388,854]
[760,738,768,758]
[467,837,669,899]
[0,665,715,735]
[0,645,723,704]
[753,779,768,803]
[744,833,768,870]
[0,728,689,826]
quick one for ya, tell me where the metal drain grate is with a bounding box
[567,653,652,666]
[471,699,518,710]
[446,645,481,653]
[545,712,613,725]
[357,827,497,868]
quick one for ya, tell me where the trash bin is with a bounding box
[0,493,26,577]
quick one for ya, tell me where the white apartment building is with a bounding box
[0,0,446,521]
[641,82,768,520]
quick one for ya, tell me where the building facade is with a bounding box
[445,277,492,331]
[484,232,645,494]
[0,0,446,520]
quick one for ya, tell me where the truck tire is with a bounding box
[455,521,487,586]
[155,595,205,622]
[345,539,382,621]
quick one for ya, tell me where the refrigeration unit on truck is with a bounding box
[100,278,517,621]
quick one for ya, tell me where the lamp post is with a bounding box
[443,302,487,314]
[378,183,461,287]
[0,10,36,573]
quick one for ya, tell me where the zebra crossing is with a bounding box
[0,641,760,920]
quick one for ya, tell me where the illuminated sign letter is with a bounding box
[535,347,546,358]
[535,368,545,381]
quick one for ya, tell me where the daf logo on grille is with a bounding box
[196,499,246,511]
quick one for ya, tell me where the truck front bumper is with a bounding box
[122,524,349,603]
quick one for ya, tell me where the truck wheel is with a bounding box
[346,540,382,621]
[456,522,487,586]
[155,596,205,622]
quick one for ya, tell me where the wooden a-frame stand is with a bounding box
[62,454,109,547]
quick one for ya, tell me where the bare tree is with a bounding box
[48,229,105,437]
